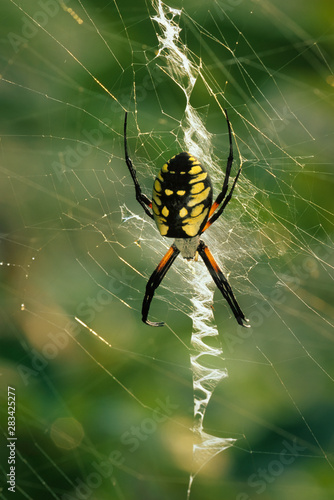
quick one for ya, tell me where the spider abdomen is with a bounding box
[152,152,213,238]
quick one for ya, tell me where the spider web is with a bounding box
[1,1,334,499]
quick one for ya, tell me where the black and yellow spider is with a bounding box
[124,111,248,327]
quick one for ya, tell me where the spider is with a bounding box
[124,110,248,327]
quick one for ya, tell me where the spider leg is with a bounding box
[211,109,234,210]
[202,109,242,232]
[204,167,242,230]
[142,244,180,327]
[197,240,249,327]
[124,112,154,220]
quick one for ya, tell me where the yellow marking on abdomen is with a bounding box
[191,204,204,217]
[188,187,211,207]
[153,192,162,205]
[154,179,162,192]
[182,207,209,236]
[189,164,202,175]
[179,207,188,218]
[159,224,169,236]
[177,190,186,196]
[161,206,169,217]
[152,201,160,215]
[182,226,198,237]
[165,189,173,196]
[162,163,169,172]
[191,182,205,194]
[189,172,207,184]
[154,214,169,236]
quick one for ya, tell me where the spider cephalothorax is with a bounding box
[124,111,248,327]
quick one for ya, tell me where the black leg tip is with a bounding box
[237,316,250,328]
[142,318,165,327]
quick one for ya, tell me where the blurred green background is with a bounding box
[1,1,334,499]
